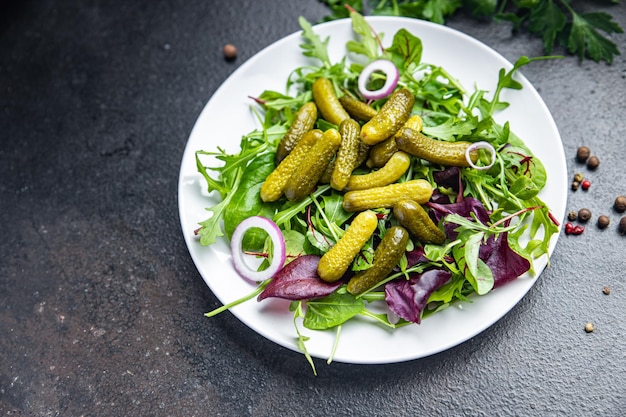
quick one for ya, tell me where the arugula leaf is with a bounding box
[322,192,353,228]
[257,90,311,111]
[197,197,232,246]
[346,9,381,60]
[299,16,332,68]
[422,116,477,141]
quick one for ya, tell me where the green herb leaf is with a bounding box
[319,0,623,63]
[299,16,332,68]
[386,28,423,70]
[303,291,365,330]
[346,9,381,60]
[567,11,623,63]
[527,0,567,54]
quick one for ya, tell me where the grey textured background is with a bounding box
[1,1,625,416]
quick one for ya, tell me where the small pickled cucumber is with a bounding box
[360,88,414,145]
[345,151,411,191]
[284,128,342,202]
[395,127,478,167]
[330,118,362,191]
[317,210,378,283]
[366,137,398,169]
[393,199,445,244]
[366,114,423,168]
[275,102,318,163]
[347,226,409,295]
[312,78,350,126]
[260,129,322,202]
[338,94,378,121]
[342,179,433,212]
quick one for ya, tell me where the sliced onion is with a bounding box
[358,59,399,100]
[465,141,497,171]
[230,216,286,283]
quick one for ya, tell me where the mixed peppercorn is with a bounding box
[568,147,622,335]
[567,146,625,237]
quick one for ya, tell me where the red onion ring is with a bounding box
[465,141,497,170]
[357,59,399,100]
[230,216,286,283]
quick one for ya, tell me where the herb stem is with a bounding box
[490,206,541,229]
[204,279,270,317]
[273,185,331,226]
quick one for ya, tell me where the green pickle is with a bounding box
[367,115,423,168]
[275,102,318,163]
[345,151,411,191]
[330,118,362,191]
[396,127,478,167]
[261,129,322,202]
[284,128,342,202]
[342,179,433,212]
[312,78,350,126]
[317,210,378,283]
[366,137,398,168]
[338,94,378,121]
[347,226,409,295]
[393,199,445,244]
[360,88,414,145]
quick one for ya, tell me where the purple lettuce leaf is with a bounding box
[428,197,491,240]
[405,246,428,268]
[429,189,453,204]
[433,166,462,194]
[479,231,531,289]
[257,255,343,301]
[385,269,452,324]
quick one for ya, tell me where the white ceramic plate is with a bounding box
[178,17,567,364]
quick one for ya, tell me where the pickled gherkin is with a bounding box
[284,128,342,202]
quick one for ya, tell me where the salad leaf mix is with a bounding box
[194,12,560,373]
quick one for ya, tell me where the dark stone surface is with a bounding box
[1,1,625,416]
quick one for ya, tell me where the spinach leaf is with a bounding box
[223,152,278,251]
[303,290,365,330]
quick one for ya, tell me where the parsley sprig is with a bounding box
[320,0,623,64]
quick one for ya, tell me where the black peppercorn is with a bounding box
[587,155,600,170]
[619,216,626,235]
[614,196,626,213]
[578,208,592,222]
[576,146,590,162]
[571,181,580,191]
[597,215,610,229]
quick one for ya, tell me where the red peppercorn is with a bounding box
[565,222,574,235]
[572,225,585,235]
[581,179,591,190]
